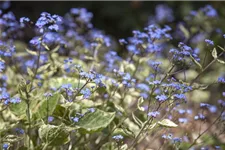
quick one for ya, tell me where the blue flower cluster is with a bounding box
[1,3,225,150]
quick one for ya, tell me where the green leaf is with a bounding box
[38,124,70,146]
[113,103,125,114]
[9,100,27,119]
[76,99,102,108]
[217,45,225,52]
[121,144,128,150]
[18,146,28,150]
[137,97,145,111]
[53,104,67,118]
[158,119,178,128]
[27,68,34,77]
[100,142,117,150]
[77,109,115,133]
[132,113,143,128]
[3,135,22,143]
[37,63,51,73]
[51,45,60,53]
[179,24,190,39]
[41,43,50,51]
[192,83,209,90]
[112,128,133,137]
[48,77,86,89]
[33,93,60,120]
[26,48,38,56]
[217,59,225,64]
[107,101,125,114]
[190,55,203,71]
[147,122,157,130]
[212,48,217,59]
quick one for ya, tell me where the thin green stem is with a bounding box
[188,109,224,149]
[190,51,224,86]
[72,79,90,101]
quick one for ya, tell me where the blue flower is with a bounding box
[119,39,127,45]
[209,105,217,113]
[10,97,21,104]
[140,92,148,99]
[81,88,91,99]
[170,42,200,63]
[177,109,186,114]
[0,87,10,103]
[156,94,168,102]
[0,41,15,57]
[201,5,218,18]
[178,118,188,123]
[205,39,214,46]
[112,135,124,141]
[200,103,210,108]
[222,92,225,97]
[15,128,24,134]
[149,80,161,85]
[136,83,150,91]
[148,111,160,118]
[218,77,225,83]
[71,117,79,123]
[61,84,72,89]
[1,1,10,10]
[215,146,221,150]
[88,108,95,113]
[48,24,59,31]
[194,113,205,120]
[35,12,62,33]
[44,92,53,97]
[20,17,30,23]
[80,71,95,80]
[1,75,7,81]
[155,4,174,23]
[173,94,186,101]
[48,116,54,122]
[162,134,167,139]
[64,58,73,64]
[0,61,5,72]
[2,143,9,150]
[173,137,182,143]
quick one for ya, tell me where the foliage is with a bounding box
[0,1,225,150]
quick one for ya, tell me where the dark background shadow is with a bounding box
[7,1,222,39]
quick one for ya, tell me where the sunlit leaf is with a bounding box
[217,59,225,64]
[132,112,143,127]
[26,48,38,56]
[212,48,217,59]
[190,55,203,71]
[77,109,115,133]
[37,63,51,73]
[38,124,70,146]
[137,97,145,111]
[158,119,178,128]
[33,93,60,120]
[179,24,190,39]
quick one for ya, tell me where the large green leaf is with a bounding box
[9,100,27,119]
[33,93,60,120]
[38,124,70,146]
[77,109,115,133]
